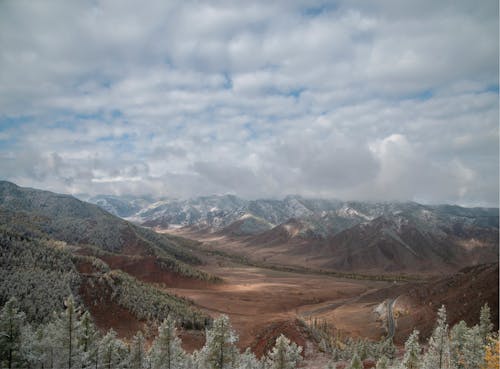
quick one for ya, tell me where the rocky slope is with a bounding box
[88,193,499,274]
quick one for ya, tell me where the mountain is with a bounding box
[321,213,498,272]
[85,194,154,218]
[356,262,498,343]
[87,192,498,274]
[0,181,225,332]
[0,228,210,336]
[0,181,203,266]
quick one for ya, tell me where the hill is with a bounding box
[0,228,210,335]
[0,180,210,271]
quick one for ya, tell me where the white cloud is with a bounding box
[0,0,497,206]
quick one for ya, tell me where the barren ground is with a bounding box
[158,229,397,352]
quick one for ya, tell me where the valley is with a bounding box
[0,181,498,368]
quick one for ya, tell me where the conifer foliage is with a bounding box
[0,296,496,369]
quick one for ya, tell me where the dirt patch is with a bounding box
[79,276,144,338]
[251,319,311,359]
[163,265,392,351]
[100,254,211,289]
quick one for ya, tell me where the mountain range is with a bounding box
[86,193,499,274]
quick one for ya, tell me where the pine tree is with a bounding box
[402,329,421,369]
[128,331,148,369]
[0,298,26,369]
[79,311,99,368]
[201,315,239,369]
[375,355,389,369]
[422,305,453,369]
[479,304,493,344]
[150,317,186,369]
[462,325,484,369]
[377,338,396,360]
[265,334,302,369]
[100,329,127,369]
[237,348,261,369]
[348,352,362,369]
[450,320,468,369]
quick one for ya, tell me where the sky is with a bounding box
[0,0,498,206]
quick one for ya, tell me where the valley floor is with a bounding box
[156,228,400,357]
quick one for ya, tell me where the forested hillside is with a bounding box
[0,181,221,282]
[1,296,498,369]
[0,228,211,332]
[0,182,220,339]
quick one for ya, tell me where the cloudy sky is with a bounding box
[0,0,498,206]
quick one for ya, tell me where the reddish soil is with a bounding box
[164,264,391,351]
[394,262,499,342]
[100,254,211,289]
[79,276,144,338]
[251,319,310,358]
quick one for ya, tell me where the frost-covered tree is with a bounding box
[422,305,453,369]
[450,320,469,369]
[201,315,239,369]
[377,338,396,360]
[52,295,84,369]
[150,317,186,369]
[461,325,484,369]
[237,348,261,369]
[265,334,302,369]
[79,311,99,368]
[184,350,201,369]
[402,329,421,369]
[0,298,26,369]
[128,331,149,369]
[479,304,493,344]
[375,355,389,369]
[100,329,127,369]
[348,352,363,369]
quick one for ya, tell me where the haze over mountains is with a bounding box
[85,192,499,274]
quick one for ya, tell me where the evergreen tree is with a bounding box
[128,331,149,369]
[265,334,302,369]
[201,315,239,369]
[79,311,99,368]
[402,329,421,369]
[150,317,186,369]
[100,329,127,369]
[52,295,84,369]
[348,352,362,369]
[375,355,389,369]
[377,338,396,360]
[237,348,261,369]
[450,321,469,369]
[461,325,484,369]
[479,304,493,344]
[422,305,453,369]
[0,298,26,369]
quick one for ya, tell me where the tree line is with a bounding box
[0,296,498,369]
